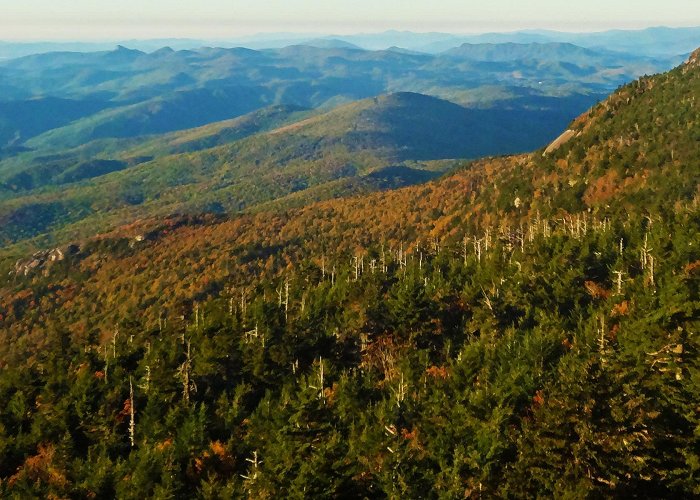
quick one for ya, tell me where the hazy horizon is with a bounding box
[3,0,700,41]
[2,25,700,44]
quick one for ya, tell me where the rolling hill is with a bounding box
[23,86,272,150]
[442,42,617,63]
[2,92,543,244]
[0,97,113,147]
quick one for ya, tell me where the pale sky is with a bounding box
[3,0,699,41]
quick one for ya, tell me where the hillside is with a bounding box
[0,47,698,498]
[24,87,272,150]
[443,42,612,63]
[0,91,594,245]
[0,97,113,147]
[0,104,312,192]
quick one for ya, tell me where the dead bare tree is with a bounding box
[241,451,261,483]
[381,244,388,273]
[462,236,469,265]
[284,278,290,321]
[613,270,626,295]
[473,238,482,263]
[177,339,196,405]
[240,290,247,318]
[129,376,135,448]
[103,345,109,384]
[318,356,325,403]
[393,372,407,408]
[309,357,325,403]
[112,327,119,358]
[640,232,651,270]
[244,324,259,343]
[139,365,151,394]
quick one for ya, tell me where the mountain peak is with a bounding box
[115,45,136,52]
[687,47,700,67]
[152,46,175,55]
[300,38,362,50]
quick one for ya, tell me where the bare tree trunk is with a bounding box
[394,373,407,407]
[178,340,195,405]
[318,356,325,403]
[474,239,482,263]
[614,270,625,295]
[598,315,607,365]
[103,345,109,384]
[129,376,135,448]
[284,279,290,321]
[112,327,119,359]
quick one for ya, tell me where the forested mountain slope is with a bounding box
[0,92,545,245]
[22,87,274,150]
[0,97,114,148]
[0,50,698,498]
[0,104,313,192]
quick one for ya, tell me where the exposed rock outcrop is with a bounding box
[683,47,700,73]
[13,245,79,276]
[543,129,576,156]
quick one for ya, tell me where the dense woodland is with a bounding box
[0,49,698,498]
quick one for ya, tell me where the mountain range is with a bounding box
[0,38,682,249]
[1,26,699,58]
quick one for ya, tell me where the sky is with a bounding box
[2,0,700,41]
